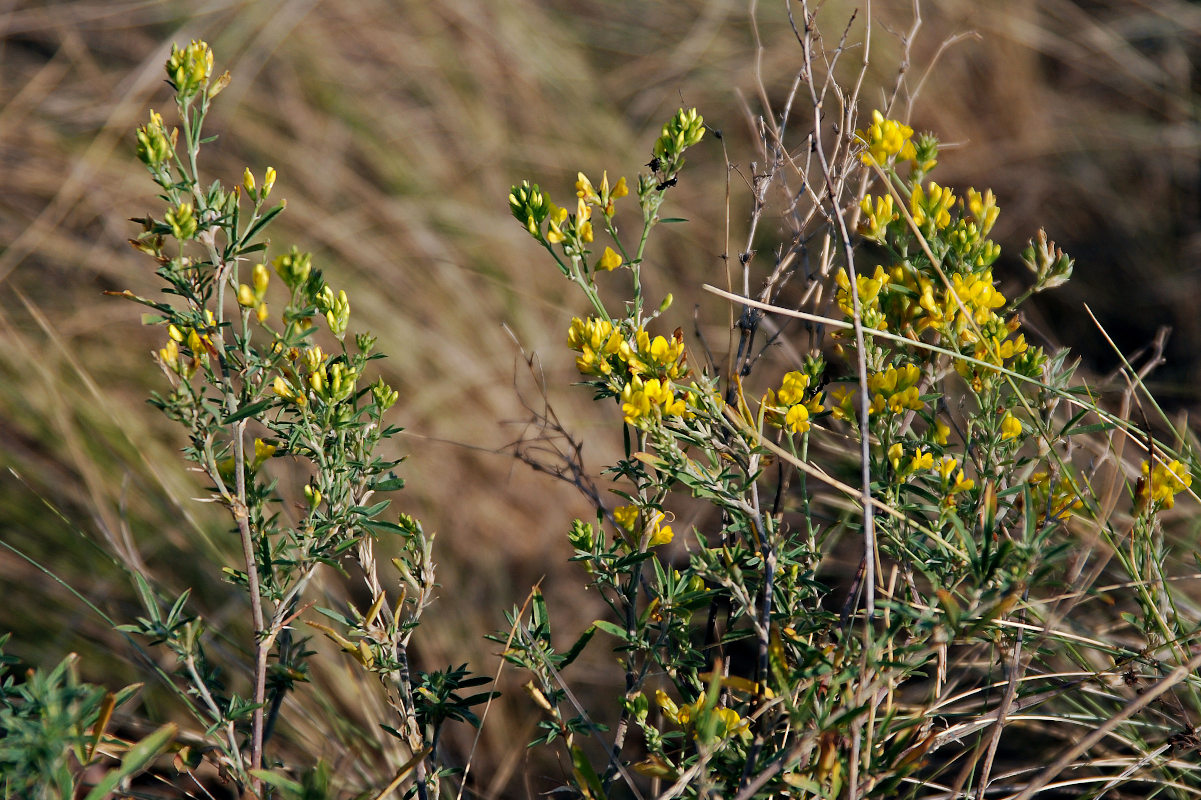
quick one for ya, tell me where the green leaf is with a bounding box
[222,398,275,425]
[238,203,286,248]
[591,620,630,641]
[659,217,689,223]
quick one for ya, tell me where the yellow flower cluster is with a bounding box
[567,317,689,383]
[1030,471,1084,522]
[621,376,688,426]
[655,690,748,739]
[910,181,956,231]
[835,265,890,327]
[856,109,917,166]
[939,455,975,498]
[858,194,897,242]
[867,363,924,415]
[887,442,934,476]
[1137,459,1193,511]
[764,371,824,435]
[547,196,593,245]
[159,310,217,378]
[613,505,673,548]
[576,171,628,218]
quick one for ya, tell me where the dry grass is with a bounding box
[1,0,1199,795]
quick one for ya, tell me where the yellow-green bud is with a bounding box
[242,167,255,196]
[237,283,257,308]
[304,483,322,509]
[262,167,277,199]
[658,293,674,313]
[372,378,399,411]
[166,40,214,100]
[166,202,197,240]
[273,246,312,290]
[135,110,172,168]
[252,262,270,295]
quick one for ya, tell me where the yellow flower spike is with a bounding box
[888,442,904,472]
[855,109,917,166]
[1000,412,1022,441]
[597,246,622,272]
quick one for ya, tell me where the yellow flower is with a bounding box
[910,181,956,231]
[1137,459,1192,511]
[597,246,622,272]
[966,188,999,236]
[909,448,934,473]
[858,194,897,242]
[856,109,917,166]
[1000,412,1022,441]
[932,420,951,446]
[783,403,810,434]
[613,505,672,548]
[867,363,924,414]
[888,442,904,472]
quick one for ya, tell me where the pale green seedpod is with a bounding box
[658,293,674,313]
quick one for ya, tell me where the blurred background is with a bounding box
[1,0,1199,795]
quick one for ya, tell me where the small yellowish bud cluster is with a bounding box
[315,285,350,338]
[135,110,173,168]
[653,107,705,169]
[166,40,215,99]
[273,375,307,406]
[242,166,277,204]
[273,246,313,291]
[372,377,399,411]
[1030,471,1084,523]
[304,483,322,510]
[1136,459,1192,512]
[165,202,197,240]
[613,505,673,549]
[856,109,916,166]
